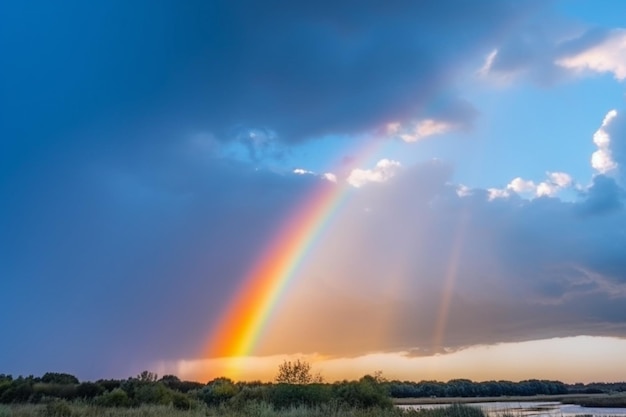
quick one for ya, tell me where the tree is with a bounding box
[275,359,323,384]
[41,373,79,385]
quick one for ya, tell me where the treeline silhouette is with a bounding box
[386,378,626,398]
[0,371,391,410]
[1,371,625,409]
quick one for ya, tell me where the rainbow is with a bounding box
[205,170,355,367]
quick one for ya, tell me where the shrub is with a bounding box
[43,400,72,417]
[201,378,239,406]
[171,391,193,410]
[95,388,130,407]
[267,384,333,409]
[334,377,392,409]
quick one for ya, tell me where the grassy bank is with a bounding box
[393,393,626,408]
[566,393,626,408]
[0,403,485,417]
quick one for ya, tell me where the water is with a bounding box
[399,401,626,417]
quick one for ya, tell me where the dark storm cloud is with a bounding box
[1,0,539,154]
[0,145,326,378]
[0,0,556,378]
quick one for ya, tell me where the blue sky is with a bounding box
[2,0,626,382]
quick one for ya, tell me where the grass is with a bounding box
[0,403,490,417]
[393,393,626,406]
[4,398,626,417]
[567,395,626,408]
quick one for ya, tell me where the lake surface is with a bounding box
[399,401,626,417]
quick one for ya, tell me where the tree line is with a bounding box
[385,379,626,398]
[0,369,390,410]
[1,368,624,410]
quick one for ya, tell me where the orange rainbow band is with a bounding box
[205,174,351,365]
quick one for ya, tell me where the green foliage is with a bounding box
[96,379,122,392]
[0,377,34,403]
[41,373,79,385]
[33,383,78,400]
[401,404,486,417]
[134,382,173,405]
[387,378,569,398]
[137,371,158,383]
[201,378,240,406]
[334,376,392,409]
[171,391,193,410]
[266,383,333,409]
[229,385,270,408]
[43,400,72,417]
[75,382,104,399]
[95,388,130,407]
[275,360,323,384]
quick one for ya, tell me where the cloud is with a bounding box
[591,109,619,174]
[578,174,623,215]
[2,129,626,378]
[488,171,573,200]
[0,0,544,164]
[557,29,626,81]
[386,98,479,142]
[255,161,626,358]
[347,159,402,188]
[481,25,626,86]
[294,168,338,183]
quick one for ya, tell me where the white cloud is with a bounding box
[456,184,472,197]
[347,159,402,188]
[488,187,510,201]
[591,109,619,174]
[479,49,499,76]
[547,172,573,188]
[536,172,573,197]
[489,172,574,200]
[323,173,337,183]
[557,29,626,81]
[387,118,463,143]
[508,177,536,194]
[294,168,337,183]
[294,168,314,175]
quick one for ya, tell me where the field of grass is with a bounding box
[0,402,488,417]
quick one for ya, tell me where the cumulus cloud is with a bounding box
[508,177,537,194]
[592,110,618,174]
[347,159,402,188]
[488,172,573,200]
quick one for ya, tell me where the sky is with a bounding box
[2,0,626,384]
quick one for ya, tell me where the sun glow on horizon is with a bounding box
[160,336,626,384]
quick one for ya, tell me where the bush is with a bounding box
[95,388,130,407]
[134,383,173,405]
[171,391,193,410]
[334,378,392,409]
[75,382,104,399]
[43,400,72,417]
[267,384,333,409]
[201,378,239,406]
